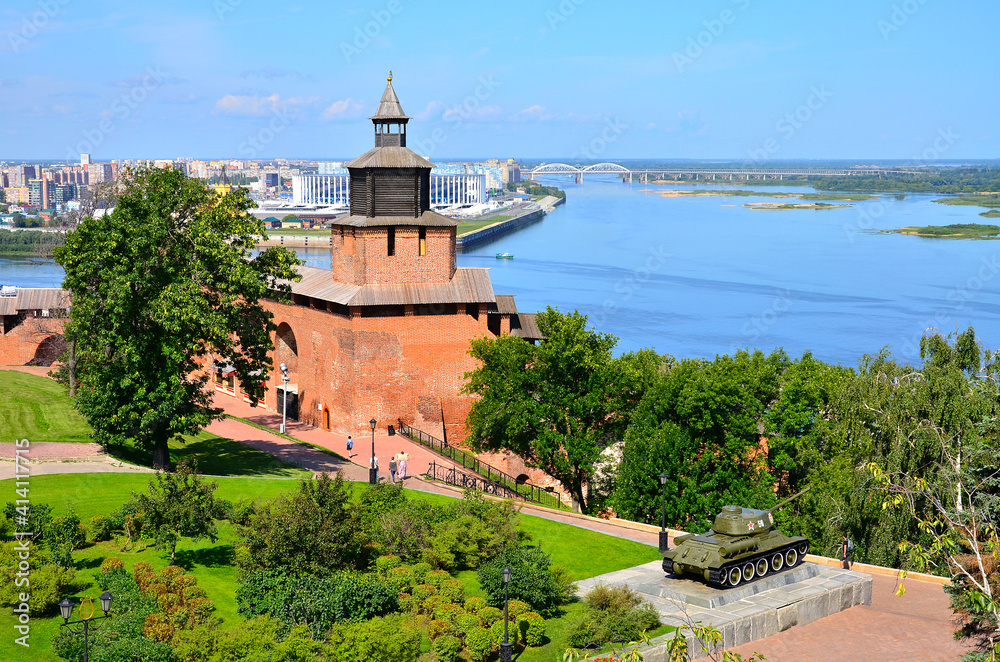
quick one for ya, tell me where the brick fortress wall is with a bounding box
[263,297,492,444]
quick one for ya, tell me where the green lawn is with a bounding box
[0,473,661,662]
[457,215,511,236]
[107,430,312,478]
[1,370,311,478]
[0,371,91,442]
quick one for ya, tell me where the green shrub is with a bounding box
[432,634,462,662]
[550,564,577,604]
[507,600,529,617]
[397,592,416,613]
[490,618,519,646]
[426,569,450,587]
[328,613,421,662]
[440,579,464,603]
[100,557,124,575]
[229,498,257,527]
[567,584,660,649]
[434,603,464,623]
[478,546,561,615]
[455,612,482,635]
[236,570,398,638]
[465,626,494,662]
[423,594,449,615]
[428,618,451,641]
[410,562,432,584]
[89,515,114,542]
[412,583,437,602]
[385,566,413,592]
[478,606,502,627]
[518,612,546,647]
[376,554,402,576]
[464,596,487,613]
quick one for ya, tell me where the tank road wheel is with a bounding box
[799,542,810,557]
[785,547,799,567]
[755,557,769,578]
[741,562,756,583]
[727,566,743,587]
[662,558,674,576]
[770,552,785,573]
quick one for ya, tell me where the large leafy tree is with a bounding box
[610,349,789,532]
[463,308,656,513]
[55,166,300,468]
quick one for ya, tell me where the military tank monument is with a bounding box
[662,492,810,588]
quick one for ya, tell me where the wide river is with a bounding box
[3,176,997,366]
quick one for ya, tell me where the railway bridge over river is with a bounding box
[522,162,916,183]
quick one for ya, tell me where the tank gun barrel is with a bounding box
[767,487,811,513]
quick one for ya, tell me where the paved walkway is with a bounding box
[213,393,469,481]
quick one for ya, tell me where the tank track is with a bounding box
[709,540,809,587]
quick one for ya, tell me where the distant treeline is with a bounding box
[811,167,1000,194]
[0,229,64,255]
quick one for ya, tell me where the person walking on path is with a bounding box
[389,457,398,484]
[398,454,407,482]
[841,534,854,570]
[346,435,353,458]
[371,455,379,482]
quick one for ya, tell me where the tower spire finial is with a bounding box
[388,70,393,83]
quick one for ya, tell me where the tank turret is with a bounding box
[662,490,810,588]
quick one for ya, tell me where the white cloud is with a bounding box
[516,105,552,121]
[442,105,502,121]
[645,122,657,130]
[215,94,317,116]
[415,100,443,121]
[320,98,364,120]
[52,105,74,115]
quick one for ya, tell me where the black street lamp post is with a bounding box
[500,566,513,662]
[279,362,289,434]
[59,592,114,662]
[369,418,378,485]
[659,471,670,552]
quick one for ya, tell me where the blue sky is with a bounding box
[1,0,996,161]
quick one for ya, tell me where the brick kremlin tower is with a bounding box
[239,73,541,442]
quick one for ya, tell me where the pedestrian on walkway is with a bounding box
[841,534,854,570]
[346,435,353,458]
[389,457,398,484]
[371,455,379,481]
[398,454,407,482]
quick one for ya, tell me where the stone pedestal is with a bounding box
[576,560,872,659]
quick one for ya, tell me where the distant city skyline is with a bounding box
[1,0,997,160]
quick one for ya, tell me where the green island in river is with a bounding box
[931,194,1000,208]
[743,202,849,210]
[887,223,1000,239]
[980,209,1000,218]
[653,189,876,202]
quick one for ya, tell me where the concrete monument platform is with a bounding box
[576,560,872,658]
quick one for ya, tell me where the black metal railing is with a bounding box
[398,420,563,510]
[426,461,530,502]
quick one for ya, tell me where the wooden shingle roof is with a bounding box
[282,266,495,307]
[345,146,433,169]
